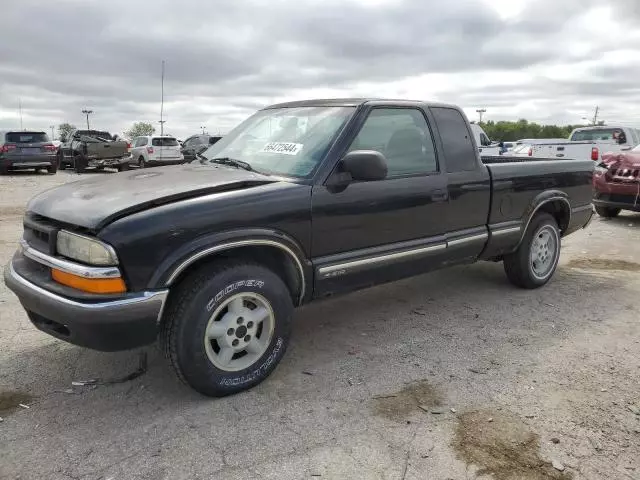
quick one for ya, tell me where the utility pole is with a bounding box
[476,108,486,123]
[592,106,599,126]
[50,125,55,140]
[19,99,23,130]
[82,109,93,129]
[160,60,165,136]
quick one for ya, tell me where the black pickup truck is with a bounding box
[4,99,594,396]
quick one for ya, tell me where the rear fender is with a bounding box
[516,190,571,247]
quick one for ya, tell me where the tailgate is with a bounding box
[86,141,128,159]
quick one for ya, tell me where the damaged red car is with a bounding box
[593,145,640,218]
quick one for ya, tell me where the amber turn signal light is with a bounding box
[51,269,126,294]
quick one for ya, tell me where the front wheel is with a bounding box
[595,206,621,218]
[503,213,561,289]
[138,156,146,168]
[161,261,293,397]
[47,164,58,174]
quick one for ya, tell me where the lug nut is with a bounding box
[227,328,235,336]
[232,339,239,347]
[237,317,244,325]
[244,335,251,342]
[247,321,254,328]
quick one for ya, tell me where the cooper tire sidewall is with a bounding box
[177,265,292,394]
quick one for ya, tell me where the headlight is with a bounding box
[56,230,118,266]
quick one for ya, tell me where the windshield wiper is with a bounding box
[208,156,255,172]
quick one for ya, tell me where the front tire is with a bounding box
[503,213,561,289]
[595,206,620,218]
[138,156,146,168]
[161,261,293,397]
[57,152,66,170]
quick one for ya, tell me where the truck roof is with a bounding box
[264,98,460,110]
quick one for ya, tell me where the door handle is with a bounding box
[432,190,448,202]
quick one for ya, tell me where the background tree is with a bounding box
[478,120,584,142]
[124,122,156,140]
[58,123,76,142]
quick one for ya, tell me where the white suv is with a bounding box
[130,135,184,168]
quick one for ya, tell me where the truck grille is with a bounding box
[610,168,640,183]
[23,214,60,255]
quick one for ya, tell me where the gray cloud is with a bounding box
[0,0,639,138]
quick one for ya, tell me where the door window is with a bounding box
[348,108,438,176]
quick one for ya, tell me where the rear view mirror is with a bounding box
[341,150,388,181]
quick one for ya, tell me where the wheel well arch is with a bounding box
[165,242,306,306]
[519,197,571,247]
[535,199,571,233]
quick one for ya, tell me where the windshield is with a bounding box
[570,128,624,142]
[152,137,178,146]
[199,106,355,177]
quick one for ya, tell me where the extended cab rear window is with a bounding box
[430,107,477,172]
[6,132,49,143]
[151,137,178,147]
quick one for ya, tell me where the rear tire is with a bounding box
[117,162,129,172]
[57,152,66,170]
[503,213,561,289]
[73,153,86,173]
[595,206,620,218]
[47,164,58,174]
[0,165,8,175]
[161,261,293,397]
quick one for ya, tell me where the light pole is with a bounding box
[50,125,55,140]
[82,109,93,129]
[476,109,486,123]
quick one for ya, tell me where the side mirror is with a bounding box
[341,150,388,181]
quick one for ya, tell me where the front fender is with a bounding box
[147,228,313,303]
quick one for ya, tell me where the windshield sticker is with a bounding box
[261,142,303,155]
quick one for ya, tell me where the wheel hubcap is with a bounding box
[529,225,558,280]
[204,293,275,372]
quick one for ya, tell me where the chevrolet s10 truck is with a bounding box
[5,99,595,396]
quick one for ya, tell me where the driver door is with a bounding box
[311,106,449,297]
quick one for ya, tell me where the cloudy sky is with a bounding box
[1,0,639,140]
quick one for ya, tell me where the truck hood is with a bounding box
[602,151,640,169]
[27,164,277,230]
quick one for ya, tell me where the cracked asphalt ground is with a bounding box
[1,170,639,480]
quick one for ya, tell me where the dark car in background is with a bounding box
[0,131,58,174]
[181,134,223,161]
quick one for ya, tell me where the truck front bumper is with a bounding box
[4,259,168,352]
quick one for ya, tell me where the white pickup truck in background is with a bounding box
[531,125,640,162]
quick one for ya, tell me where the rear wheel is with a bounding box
[57,152,66,170]
[47,164,58,174]
[503,213,561,289]
[0,165,8,175]
[161,260,293,397]
[73,153,86,173]
[117,162,129,172]
[595,206,621,218]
